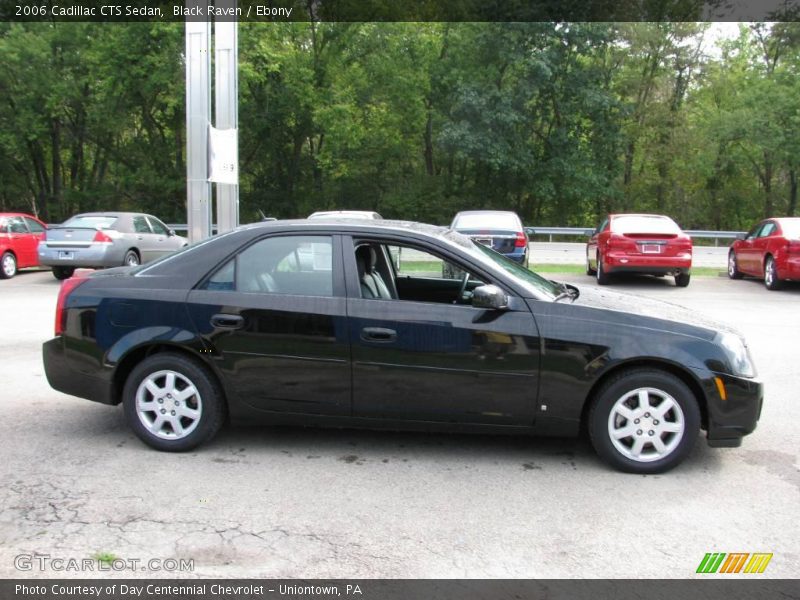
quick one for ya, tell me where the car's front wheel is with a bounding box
[588,368,700,474]
[1,252,17,279]
[123,353,226,452]
[764,256,783,291]
[52,266,75,280]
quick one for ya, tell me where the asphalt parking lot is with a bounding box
[0,265,798,579]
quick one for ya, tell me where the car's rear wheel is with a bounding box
[596,254,610,285]
[586,252,596,276]
[123,353,226,452]
[1,252,17,279]
[124,250,140,267]
[588,368,700,474]
[52,266,75,280]
[764,256,783,291]
[728,251,743,279]
[674,272,690,287]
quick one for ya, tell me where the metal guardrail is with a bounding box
[165,223,745,246]
[524,226,745,246]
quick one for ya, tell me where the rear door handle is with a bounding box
[211,314,244,329]
[361,327,396,343]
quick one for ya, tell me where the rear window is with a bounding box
[611,216,681,235]
[452,213,520,231]
[62,215,118,229]
[780,219,800,239]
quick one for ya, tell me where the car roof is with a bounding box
[308,210,381,218]
[609,213,673,219]
[453,210,519,216]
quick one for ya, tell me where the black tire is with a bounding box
[52,266,75,280]
[586,253,596,276]
[588,368,700,474]
[123,352,226,452]
[596,254,610,285]
[1,252,17,279]
[123,250,140,267]
[764,256,783,291]
[674,272,691,287]
[727,251,743,280]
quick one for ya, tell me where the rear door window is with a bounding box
[133,216,152,234]
[24,217,45,233]
[203,235,334,297]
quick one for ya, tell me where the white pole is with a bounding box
[214,2,239,234]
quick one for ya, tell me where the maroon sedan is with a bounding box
[0,212,47,279]
[728,217,800,290]
[587,214,693,287]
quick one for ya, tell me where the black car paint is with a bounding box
[42,220,762,447]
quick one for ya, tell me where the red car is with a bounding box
[728,217,800,290]
[587,214,693,287]
[0,212,47,279]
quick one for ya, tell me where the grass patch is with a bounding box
[92,552,117,565]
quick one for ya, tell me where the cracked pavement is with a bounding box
[0,269,798,578]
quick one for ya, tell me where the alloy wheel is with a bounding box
[607,387,685,463]
[135,369,202,440]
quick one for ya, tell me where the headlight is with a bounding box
[717,332,756,378]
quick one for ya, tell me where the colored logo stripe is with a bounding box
[696,552,772,574]
[744,553,773,573]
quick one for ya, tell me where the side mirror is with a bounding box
[168,229,176,237]
[736,232,746,241]
[472,284,509,310]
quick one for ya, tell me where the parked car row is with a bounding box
[0,211,187,279]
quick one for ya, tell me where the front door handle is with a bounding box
[211,314,244,330]
[361,327,397,343]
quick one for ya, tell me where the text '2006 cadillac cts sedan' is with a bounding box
[42,219,763,473]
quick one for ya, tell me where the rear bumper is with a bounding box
[777,255,800,280]
[704,372,763,448]
[42,337,115,405]
[604,252,691,274]
[38,243,124,268]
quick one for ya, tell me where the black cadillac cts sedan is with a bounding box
[42,219,763,473]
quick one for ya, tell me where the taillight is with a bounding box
[786,241,800,254]
[514,231,527,247]
[54,275,89,336]
[93,230,113,243]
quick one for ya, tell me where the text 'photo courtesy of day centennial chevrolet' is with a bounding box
[42,219,764,474]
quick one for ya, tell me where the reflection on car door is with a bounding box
[738,223,762,275]
[751,221,776,276]
[186,234,351,416]
[344,237,540,426]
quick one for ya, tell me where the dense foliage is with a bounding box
[1,22,798,230]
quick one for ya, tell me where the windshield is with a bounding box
[780,219,800,239]
[61,215,118,229]
[453,213,520,230]
[466,241,560,298]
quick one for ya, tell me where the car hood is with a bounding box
[567,284,740,339]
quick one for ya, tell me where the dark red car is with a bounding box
[728,217,800,290]
[0,212,47,279]
[587,214,693,287]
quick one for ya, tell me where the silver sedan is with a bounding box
[38,212,187,280]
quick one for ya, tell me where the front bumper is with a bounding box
[42,337,115,405]
[704,372,763,448]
